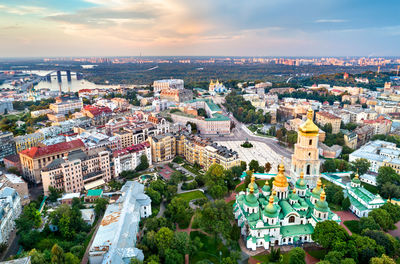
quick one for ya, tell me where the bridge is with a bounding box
[19,70,83,91]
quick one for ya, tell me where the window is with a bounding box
[306,164,311,175]
[289,215,295,223]
[309,139,312,145]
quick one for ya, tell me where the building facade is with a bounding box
[19,139,86,184]
[148,134,176,162]
[41,148,112,194]
[14,132,45,152]
[0,187,22,244]
[153,79,184,93]
[113,142,152,176]
[315,111,341,134]
[50,96,83,115]
[0,132,16,162]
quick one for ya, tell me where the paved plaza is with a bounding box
[216,140,291,174]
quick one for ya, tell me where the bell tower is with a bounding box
[290,108,321,188]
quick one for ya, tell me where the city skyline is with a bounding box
[0,0,400,57]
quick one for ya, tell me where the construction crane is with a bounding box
[397,65,400,76]
[377,66,381,74]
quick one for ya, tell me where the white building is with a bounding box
[113,142,152,176]
[89,181,151,264]
[153,79,184,93]
[0,187,22,244]
[349,140,400,173]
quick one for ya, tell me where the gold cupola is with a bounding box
[298,108,319,136]
[273,162,288,188]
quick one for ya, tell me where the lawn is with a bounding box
[307,249,327,260]
[189,231,232,264]
[182,164,203,177]
[177,190,206,204]
[235,180,267,192]
[344,220,361,234]
[252,251,291,264]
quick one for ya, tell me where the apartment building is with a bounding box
[113,142,152,176]
[343,130,358,149]
[19,139,85,184]
[315,111,341,134]
[160,88,193,103]
[49,96,83,115]
[176,133,240,170]
[362,116,392,135]
[148,134,176,162]
[0,173,29,205]
[0,132,16,161]
[113,130,133,149]
[153,79,184,93]
[83,105,112,126]
[41,148,112,195]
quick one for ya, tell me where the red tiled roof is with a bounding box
[113,141,150,157]
[316,111,341,119]
[19,139,85,159]
[84,105,112,116]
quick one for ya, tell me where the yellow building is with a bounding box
[290,109,321,188]
[148,134,177,162]
[14,132,45,153]
[113,130,133,149]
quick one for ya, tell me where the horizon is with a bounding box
[0,0,400,57]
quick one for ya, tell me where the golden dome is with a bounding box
[249,184,254,193]
[298,108,319,136]
[273,162,288,188]
[293,188,297,194]
[320,187,326,201]
[300,171,304,179]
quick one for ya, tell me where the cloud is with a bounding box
[315,19,348,23]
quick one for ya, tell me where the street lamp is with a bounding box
[219,251,222,263]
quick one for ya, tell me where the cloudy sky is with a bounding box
[0,0,399,57]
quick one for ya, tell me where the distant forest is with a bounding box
[0,61,397,88]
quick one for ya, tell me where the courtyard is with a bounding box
[216,140,291,173]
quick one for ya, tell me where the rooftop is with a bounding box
[19,139,85,159]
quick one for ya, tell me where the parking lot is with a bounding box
[215,140,291,173]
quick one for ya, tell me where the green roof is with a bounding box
[279,200,295,217]
[280,224,314,238]
[87,189,103,197]
[315,200,329,212]
[244,193,259,207]
[350,187,378,204]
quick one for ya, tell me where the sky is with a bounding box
[0,0,399,57]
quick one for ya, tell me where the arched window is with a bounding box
[289,215,295,223]
[309,139,312,145]
[306,164,311,175]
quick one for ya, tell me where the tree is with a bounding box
[208,185,228,199]
[342,197,351,210]
[166,197,191,225]
[363,230,398,257]
[129,258,143,264]
[341,259,356,264]
[369,208,394,231]
[312,220,349,249]
[240,161,247,171]
[323,159,337,172]
[29,249,46,264]
[94,198,109,217]
[230,166,243,180]
[172,232,191,255]
[48,186,62,202]
[352,234,385,263]
[136,155,149,171]
[360,216,380,232]
[164,248,183,264]
[350,158,370,176]
[333,191,344,206]
[198,200,234,239]
[51,244,65,264]
[264,162,272,173]
[380,203,400,222]
[249,160,259,172]
[324,251,344,264]
[16,202,42,231]
[64,253,80,264]
[323,123,333,133]
[377,167,400,187]
[380,183,400,199]
[145,188,162,205]
[370,254,396,264]
[155,227,174,254]
[288,247,305,264]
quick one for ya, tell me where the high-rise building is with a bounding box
[290,109,321,188]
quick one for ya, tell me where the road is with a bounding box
[208,106,292,159]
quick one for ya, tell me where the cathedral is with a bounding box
[234,108,341,251]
